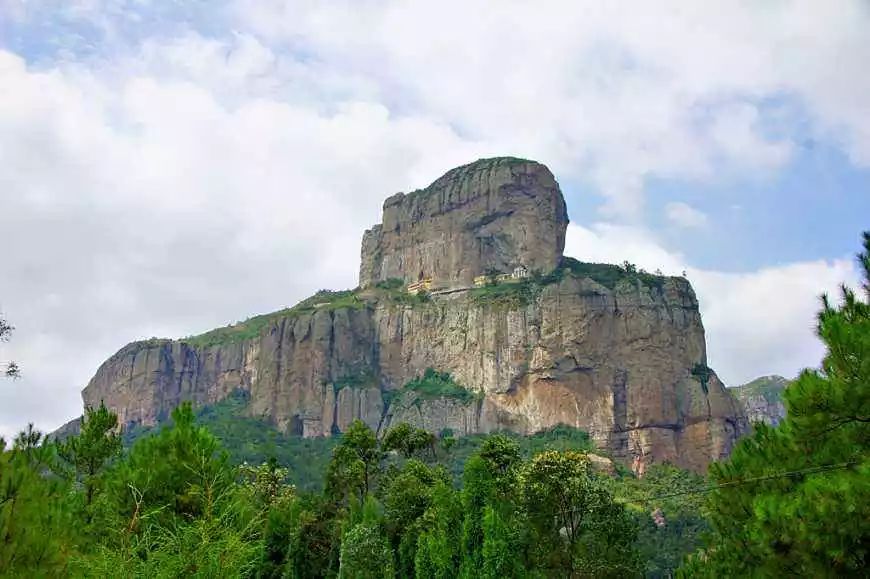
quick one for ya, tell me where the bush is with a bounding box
[183,289,367,348]
[402,369,480,405]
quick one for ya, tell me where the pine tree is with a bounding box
[682,233,870,577]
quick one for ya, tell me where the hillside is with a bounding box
[729,375,790,426]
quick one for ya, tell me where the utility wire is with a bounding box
[619,460,859,506]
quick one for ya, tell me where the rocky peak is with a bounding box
[729,375,789,426]
[359,157,568,289]
[69,157,748,473]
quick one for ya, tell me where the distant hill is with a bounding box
[729,375,790,426]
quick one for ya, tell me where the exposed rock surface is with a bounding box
[359,157,568,288]
[728,375,789,426]
[75,157,746,472]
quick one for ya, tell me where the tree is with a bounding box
[57,402,122,518]
[71,402,263,576]
[415,482,462,579]
[380,459,449,576]
[0,426,72,574]
[283,494,342,578]
[682,233,870,577]
[481,504,526,579]
[459,435,523,575]
[382,422,436,459]
[0,314,19,378]
[326,420,383,503]
[339,522,394,579]
[239,456,295,509]
[522,450,640,577]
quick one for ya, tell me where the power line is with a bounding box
[619,461,859,505]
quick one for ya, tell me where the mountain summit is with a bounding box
[360,157,568,288]
[72,158,746,471]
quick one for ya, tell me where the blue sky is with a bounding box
[0,0,867,437]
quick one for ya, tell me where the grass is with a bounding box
[469,278,540,308]
[166,257,674,348]
[183,289,367,348]
[399,368,480,405]
[468,257,673,310]
[558,257,668,291]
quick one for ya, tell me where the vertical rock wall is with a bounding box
[359,157,568,288]
[76,156,747,472]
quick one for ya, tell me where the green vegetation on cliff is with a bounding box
[159,256,676,350]
[469,257,673,309]
[557,257,670,291]
[399,368,480,405]
[183,289,365,348]
[730,374,791,404]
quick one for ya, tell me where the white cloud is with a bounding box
[565,224,859,386]
[1,1,868,437]
[0,44,486,438]
[235,0,869,217]
[665,202,709,229]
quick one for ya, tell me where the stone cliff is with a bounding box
[728,375,789,426]
[75,157,746,472]
[360,157,567,288]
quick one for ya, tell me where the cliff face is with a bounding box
[359,157,568,288]
[79,157,746,472]
[729,376,789,426]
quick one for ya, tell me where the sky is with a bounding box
[0,0,868,439]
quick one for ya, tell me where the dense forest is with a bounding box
[1,236,867,578]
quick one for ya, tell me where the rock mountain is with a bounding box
[71,157,747,472]
[728,375,789,426]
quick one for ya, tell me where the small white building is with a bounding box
[511,265,529,279]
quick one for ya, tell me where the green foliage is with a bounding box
[731,374,791,404]
[375,278,405,291]
[326,420,383,503]
[368,278,432,306]
[521,450,641,576]
[559,257,668,291]
[382,423,435,459]
[470,257,671,311]
[481,504,524,578]
[56,402,122,518]
[440,424,594,483]
[182,390,337,492]
[414,482,462,579]
[184,288,366,348]
[0,425,72,575]
[109,403,236,528]
[339,521,395,579]
[691,363,712,394]
[381,460,450,576]
[239,457,295,509]
[681,232,870,577]
[470,278,540,308]
[607,464,709,577]
[401,368,480,405]
[283,494,341,578]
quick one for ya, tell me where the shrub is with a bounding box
[403,369,479,405]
